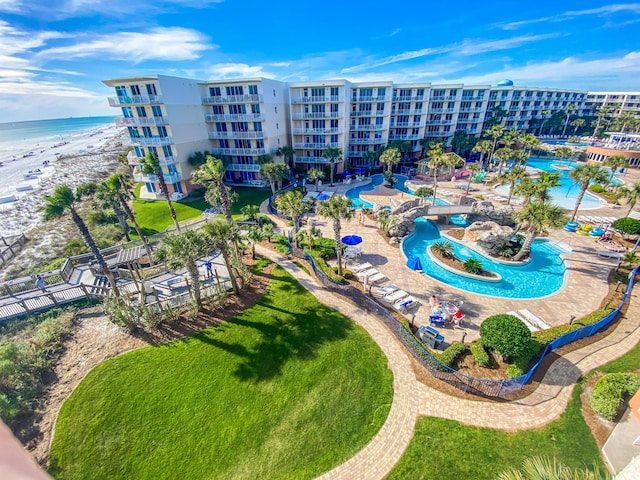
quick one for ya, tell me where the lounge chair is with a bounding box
[350,262,373,272]
[373,284,399,297]
[382,289,410,304]
[507,311,539,332]
[356,268,378,281]
[519,309,550,330]
[596,250,624,259]
[393,296,418,312]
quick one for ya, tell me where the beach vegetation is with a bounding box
[414,186,434,204]
[498,456,609,480]
[431,241,454,259]
[260,162,289,194]
[202,220,243,294]
[49,267,392,480]
[611,217,640,237]
[275,145,295,170]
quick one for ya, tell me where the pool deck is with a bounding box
[302,170,640,344]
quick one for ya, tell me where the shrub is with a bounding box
[64,239,88,256]
[591,373,640,420]
[480,314,531,361]
[470,339,490,367]
[612,217,640,236]
[589,184,605,193]
[436,342,468,368]
[463,258,483,274]
[505,339,543,378]
[313,238,337,259]
[309,253,345,283]
[272,234,291,255]
[431,241,454,258]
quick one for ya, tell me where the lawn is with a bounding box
[49,266,393,480]
[131,184,272,234]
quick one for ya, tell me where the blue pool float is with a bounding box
[589,228,605,237]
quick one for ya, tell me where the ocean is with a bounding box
[0,116,120,159]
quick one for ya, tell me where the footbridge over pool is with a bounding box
[421,204,476,216]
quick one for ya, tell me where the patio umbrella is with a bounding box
[342,171,352,176]
[341,235,363,246]
[406,256,422,271]
[355,168,365,174]
[316,193,330,201]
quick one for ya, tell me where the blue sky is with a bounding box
[1,0,639,122]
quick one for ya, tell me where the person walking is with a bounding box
[35,275,47,293]
[204,260,213,278]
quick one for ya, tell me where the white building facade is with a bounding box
[103,74,640,195]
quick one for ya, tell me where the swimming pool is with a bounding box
[402,217,567,299]
[345,173,413,209]
[494,156,605,210]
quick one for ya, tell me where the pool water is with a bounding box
[402,218,567,298]
[494,156,605,210]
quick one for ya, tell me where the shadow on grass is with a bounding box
[195,268,354,381]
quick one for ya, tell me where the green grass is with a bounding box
[49,267,393,480]
[131,184,272,234]
[597,340,640,374]
[385,386,605,480]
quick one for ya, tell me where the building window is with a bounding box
[212,105,224,114]
[251,104,260,114]
[209,87,221,97]
[253,122,262,132]
[248,85,258,95]
[151,106,162,117]
[158,126,168,137]
[331,87,339,96]
[226,86,243,96]
[136,106,147,117]
[378,87,386,98]
[275,106,278,114]
[146,84,157,95]
[115,86,127,97]
[130,85,141,95]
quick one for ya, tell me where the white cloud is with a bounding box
[37,27,213,63]
[207,63,275,79]
[499,3,640,29]
[0,0,21,13]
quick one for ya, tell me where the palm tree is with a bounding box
[513,201,568,261]
[203,220,240,294]
[42,185,120,296]
[603,155,629,188]
[316,195,354,276]
[244,226,266,260]
[499,167,527,205]
[498,456,609,480]
[187,150,211,167]
[255,154,273,165]
[533,172,561,203]
[296,226,322,250]
[555,146,573,161]
[306,168,325,192]
[571,118,586,135]
[426,143,448,203]
[155,230,210,309]
[362,149,380,173]
[274,189,313,237]
[612,111,636,133]
[450,130,470,155]
[275,145,295,170]
[260,163,279,195]
[561,103,576,136]
[94,181,131,241]
[103,173,154,262]
[262,223,275,243]
[499,128,521,149]
[465,162,481,194]
[485,124,505,168]
[538,110,551,135]
[388,139,413,163]
[569,164,610,221]
[322,147,343,186]
[414,186,434,204]
[619,181,640,215]
[472,140,492,170]
[431,241,454,258]
[493,147,513,176]
[141,151,180,231]
[379,147,401,172]
[192,155,234,222]
[444,152,465,176]
[240,204,260,222]
[593,105,612,136]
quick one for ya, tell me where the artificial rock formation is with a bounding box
[463,221,515,254]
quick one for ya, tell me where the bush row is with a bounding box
[470,339,490,367]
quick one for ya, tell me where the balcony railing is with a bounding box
[458,107,483,113]
[210,147,266,156]
[132,168,182,184]
[127,152,178,166]
[205,113,264,122]
[202,94,263,104]
[351,95,387,102]
[207,131,265,140]
[224,163,261,172]
[294,156,340,164]
[350,124,385,131]
[291,112,341,120]
[117,116,167,127]
[292,128,342,135]
[388,134,420,140]
[347,151,365,157]
[429,108,456,113]
[290,95,344,104]
[293,142,341,149]
[108,95,163,106]
[391,109,423,115]
[430,95,457,101]
[349,111,386,117]
[427,120,454,125]
[460,95,485,101]
[348,138,384,144]
[129,136,173,147]
[392,95,426,101]
[390,122,422,128]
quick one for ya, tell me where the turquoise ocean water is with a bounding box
[0,116,119,159]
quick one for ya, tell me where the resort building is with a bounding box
[585,132,640,167]
[103,74,640,196]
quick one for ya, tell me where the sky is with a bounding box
[1,0,640,122]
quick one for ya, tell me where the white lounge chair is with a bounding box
[596,250,624,259]
[393,296,418,312]
[519,309,550,330]
[356,268,378,281]
[366,272,387,284]
[383,290,410,304]
[350,262,373,272]
[507,311,539,332]
[373,284,399,297]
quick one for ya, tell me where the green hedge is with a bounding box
[307,252,345,284]
[591,373,640,420]
[272,234,291,255]
[480,314,531,360]
[470,339,490,368]
[436,342,468,368]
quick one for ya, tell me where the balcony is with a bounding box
[202,94,263,104]
[132,168,182,184]
[460,95,485,101]
[292,128,342,135]
[294,156,340,164]
[293,142,341,149]
[130,136,172,147]
[429,108,455,113]
[427,120,454,125]
[205,113,264,122]
[210,147,266,156]
[127,151,178,166]
[348,138,384,145]
[207,131,265,140]
[290,95,344,104]
[350,124,385,131]
[388,134,420,140]
[224,163,261,172]
[291,112,340,120]
[349,110,386,117]
[392,95,425,101]
[391,109,423,115]
[390,122,422,128]
[117,116,167,127]
[458,107,483,113]
[108,95,163,106]
[351,95,387,102]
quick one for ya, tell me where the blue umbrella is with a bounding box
[316,193,330,201]
[406,256,422,271]
[342,171,352,176]
[355,168,365,174]
[341,235,363,246]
